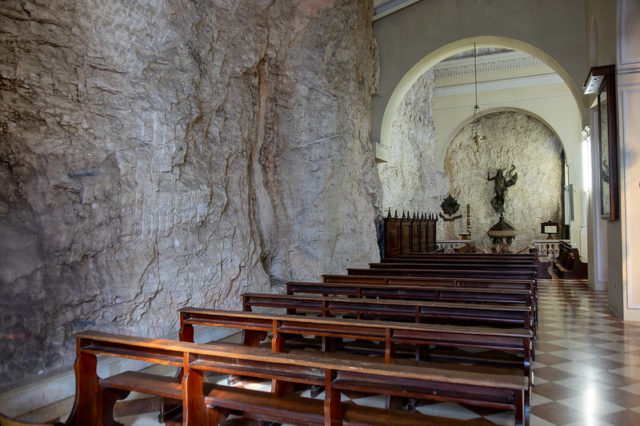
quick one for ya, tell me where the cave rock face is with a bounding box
[378,70,447,217]
[0,0,380,385]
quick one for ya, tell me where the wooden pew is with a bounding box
[241,293,533,332]
[552,241,588,279]
[321,274,538,328]
[391,253,552,280]
[347,267,537,282]
[386,256,535,264]
[370,262,538,273]
[66,331,527,425]
[322,274,536,291]
[287,281,532,304]
[393,253,536,261]
[179,308,533,381]
[286,281,536,329]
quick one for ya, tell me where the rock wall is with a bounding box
[378,70,446,217]
[0,0,380,386]
[443,111,564,251]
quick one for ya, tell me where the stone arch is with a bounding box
[378,36,585,156]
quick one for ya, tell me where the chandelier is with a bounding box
[471,43,486,146]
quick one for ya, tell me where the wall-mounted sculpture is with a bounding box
[486,165,518,252]
[487,165,518,216]
[439,194,462,221]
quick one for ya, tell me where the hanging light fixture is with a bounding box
[471,43,486,146]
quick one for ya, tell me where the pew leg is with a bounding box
[208,407,229,425]
[66,352,103,426]
[271,378,295,396]
[322,336,336,353]
[310,385,325,399]
[385,395,405,410]
[524,388,531,426]
[514,388,529,426]
[159,401,182,424]
[415,345,432,361]
[102,388,130,426]
[242,330,267,346]
[183,369,211,425]
[324,371,341,426]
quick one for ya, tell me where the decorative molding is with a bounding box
[434,73,563,97]
[433,51,547,81]
[373,0,421,21]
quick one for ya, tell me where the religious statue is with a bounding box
[487,165,517,215]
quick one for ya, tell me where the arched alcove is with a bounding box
[442,110,565,252]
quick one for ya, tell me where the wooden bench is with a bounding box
[179,308,534,381]
[241,293,534,333]
[66,331,527,425]
[384,257,536,266]
[286,281,536,330]
[552,242,588,279]
[287,281,533,305]
[321,274,538,333]
[347,267,537,282]
[370,262,539,273]
[393,253,536,261]
[391,252,551,280]
[322,274,536,291]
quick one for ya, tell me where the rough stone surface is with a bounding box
[378,70,446,218]
[0,0,381,386]
[443,111,564,251]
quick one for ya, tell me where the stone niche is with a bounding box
[443,111,564,252]
[0,0,381,386]
[378,69,447,217]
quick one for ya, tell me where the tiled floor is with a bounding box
[528,278,640,426]
[21,278,640,425]
[404,278,640,425]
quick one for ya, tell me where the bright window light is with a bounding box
[582,127,592,193]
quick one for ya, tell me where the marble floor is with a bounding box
[19,278,640,425]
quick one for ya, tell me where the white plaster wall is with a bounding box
[617,0,640,321]
[584,0,621,304]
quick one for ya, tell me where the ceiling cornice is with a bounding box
[433,51,548,81]
[373,0,422,21]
